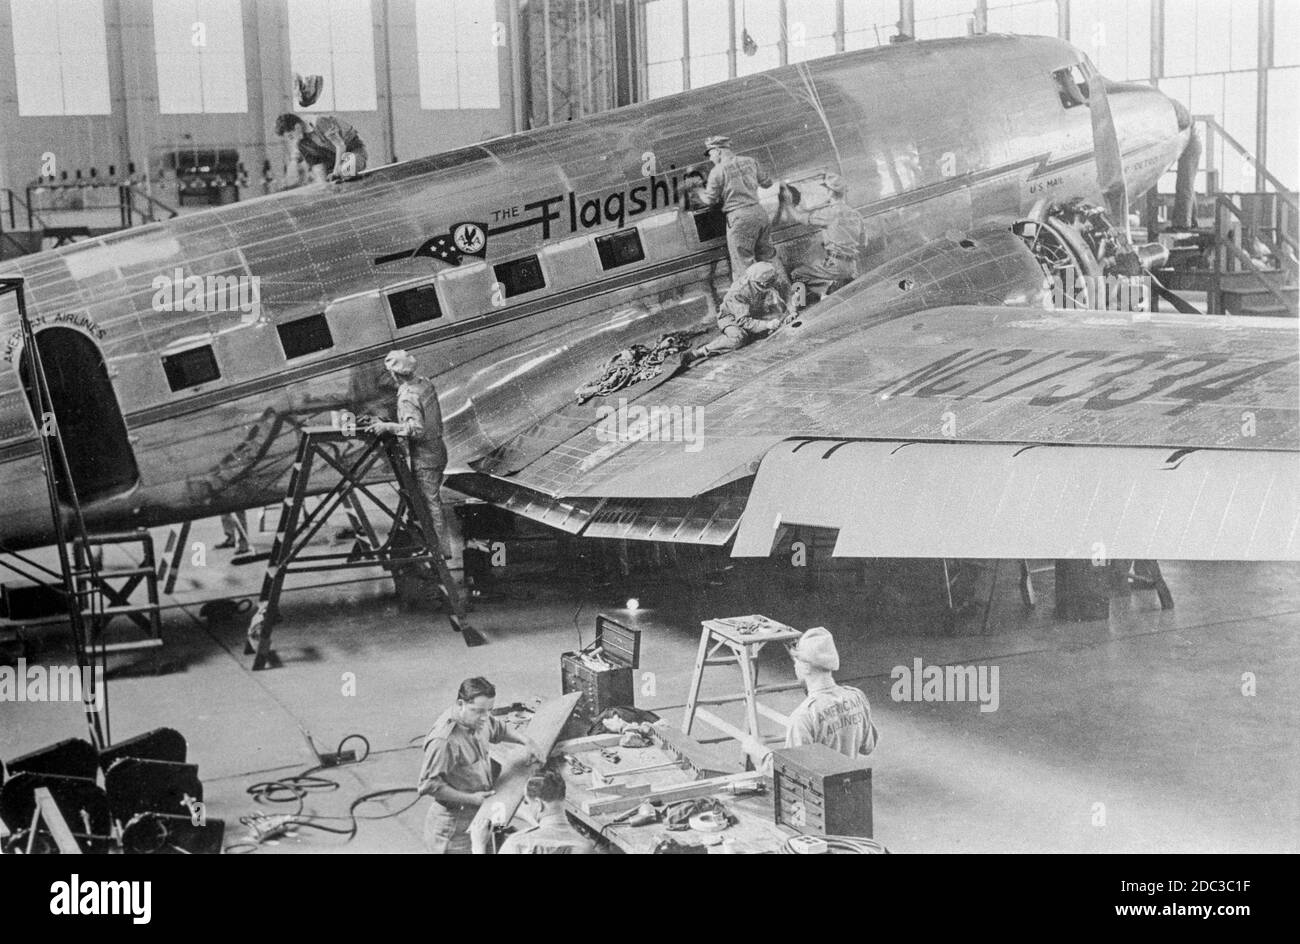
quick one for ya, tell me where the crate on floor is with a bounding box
[560,615,641,740]
[772,743,873,838]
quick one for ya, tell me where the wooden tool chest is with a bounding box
[560,615,641,739]
[772,743,873,837]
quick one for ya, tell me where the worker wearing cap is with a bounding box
[683,261,791,365]
[367,350,451,556]
[418,676,544,854]
[274,113,368,184]
[741,627,879,776]
[497,768,596,855]
[785,173,864,303]
[692,135,777,282]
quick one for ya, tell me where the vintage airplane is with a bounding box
[0,32,1296,567]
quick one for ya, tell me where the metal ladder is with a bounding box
[244,426,482,670]
[72,529,164,655]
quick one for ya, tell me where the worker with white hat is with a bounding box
[368,349,451,556]
[742,626,879,775]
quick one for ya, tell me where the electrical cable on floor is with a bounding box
[225,733,421,854]
[778,835,890,854]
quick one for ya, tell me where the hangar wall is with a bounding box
[0,0,519,196]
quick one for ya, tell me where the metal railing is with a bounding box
[24,182,179,230]
[1196,114,1298,268]
[1210,195,1296,313]
[1,186,53,233]
[120,185,180,226]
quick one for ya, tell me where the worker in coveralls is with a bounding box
[741,627,879,775]
[692,135,778,282]
[275,113,368,183]
[367,349,451,557]
[683,261,791,365]
[785,173,864,304]
[418,677,543,854]
[496,768,596,855]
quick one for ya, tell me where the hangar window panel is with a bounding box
[153,0,249,114]
[788,34,837,63]
[456,53,502,110]
[277,314,335,359]
[493,256,547,298]
[200,53,251,112]
[11,0,111,115]
[691,53,730,88]
[914,0,977,39]
[1227,1,1258,71]
[1276,5,1300,67]
[1192,0,1231,74]
[330,51,379,111]
[735,0,781,76]
[786,0,836,44]
[1266,68,1299,190]
[688,1,731,56]
[987,1,1059,37]
[1161,0,1197,75]
[595,228,646,270]
[416,0,500,109]
[1072,0,1144,80]
[12,55,67,115]
[844,0,895,48]
[1220,72,1258,189]
[420,55,461,110]
[644,0,684,98]
[387,284,444,329]
[157,54,205,113]
[737,42,781,76]
[162,346,221,392]
[288,0,378,112]
[1122,0,1151,79]
[647,61,683,98]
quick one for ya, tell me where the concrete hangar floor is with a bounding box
[1,513,1296,854]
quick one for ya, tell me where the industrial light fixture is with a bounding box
[625,598,640,612]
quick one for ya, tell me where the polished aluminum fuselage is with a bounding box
[0,34,1185,549]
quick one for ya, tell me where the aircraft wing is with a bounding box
[450,230,1300,559]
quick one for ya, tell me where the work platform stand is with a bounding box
[682,619,804,746]
[245,426,480,670]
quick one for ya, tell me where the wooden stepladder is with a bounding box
[245,426,482,670]
[682,617,803,745]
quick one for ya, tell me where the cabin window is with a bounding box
[387,283,443,328]
[493,255,547,298]
[595,227,646,269]
[277,314,334,359]
[162,345,221,391]
[693,207,727,242]
[1053,65,1090,108]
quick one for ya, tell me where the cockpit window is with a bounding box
[1053,65,1090,108]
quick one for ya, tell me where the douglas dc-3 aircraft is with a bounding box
[1,33,1297,564]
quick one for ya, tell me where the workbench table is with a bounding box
[556,729,797,854]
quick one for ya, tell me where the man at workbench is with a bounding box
[496,768,596,854]
[418,677,543,854]
[741,627,879,775]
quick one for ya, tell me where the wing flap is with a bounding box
[733,439,1299,559]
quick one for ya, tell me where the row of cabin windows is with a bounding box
[159,214,721,392]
